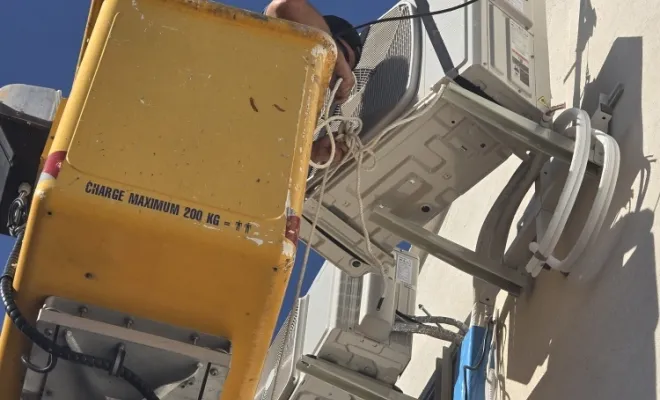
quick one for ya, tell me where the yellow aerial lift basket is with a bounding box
[0,0,336,398]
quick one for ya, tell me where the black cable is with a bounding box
[7,191,28,237]
[395,310,422,324]
[343,0,481,34]
[21,325,60,374]
[462,321,493,400]
[0,229,160,400]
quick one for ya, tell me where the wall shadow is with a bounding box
[566,0,598,108]
[498,35,655,400]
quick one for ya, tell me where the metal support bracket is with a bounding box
[301,197,394,278]
[370,208,528,295]
[438,81,603,176]
[22,297,231,400]
[591,84,623,134]
[38,309,231,367]
[296,356,417,400]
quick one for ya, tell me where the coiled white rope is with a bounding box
[309,81,446,297]
[305,80,445,302]
[267,79,445,399]
[266,78,355,400]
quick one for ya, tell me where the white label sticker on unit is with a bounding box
[396,255,415,288]
[509,20,531,88]
[505,0,525,12]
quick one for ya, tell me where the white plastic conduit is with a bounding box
[542,129,621,273]
[525,108,592,277]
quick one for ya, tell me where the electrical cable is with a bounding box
[392,321,463,344]
[342,0,481,34]
[269,33,448,397]
[485,311,500,400]
[395,310,422,324]
[413,315,469,334]
[395,310,468,344]
[267,79,349,400]
[0,228,160,400]
[268,79,442,399]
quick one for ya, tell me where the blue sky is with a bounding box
[0,1,392,96]
[0,1,395,335]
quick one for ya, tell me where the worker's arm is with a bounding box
[265,0,355,103]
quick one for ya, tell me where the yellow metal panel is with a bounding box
[69,2,315,217]
[0,1,335,399]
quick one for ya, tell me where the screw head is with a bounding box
[190,333,200,345]
[44,328,53,337]
[210,368,219,376]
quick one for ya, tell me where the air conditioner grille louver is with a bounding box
[330,5,415,137]
[335,274,363,329]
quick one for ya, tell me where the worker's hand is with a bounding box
[332,55,355,104]
[311,135,349,167]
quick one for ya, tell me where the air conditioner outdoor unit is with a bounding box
[256,1,552,398]
[301,0,551,278]
[255,250,419,400]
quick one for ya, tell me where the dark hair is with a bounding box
[323,15,362,68]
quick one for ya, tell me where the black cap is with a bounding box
[323,15,362,68]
